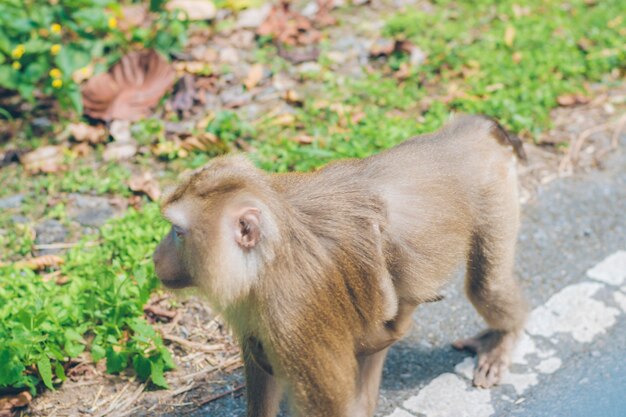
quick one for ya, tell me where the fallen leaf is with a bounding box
[82,50,176,121]
[504,25,516,47]
[512,51,523,63]
[69,122,106,144]
[0,391,32,417]
[315,0,337,27]
[244,64,265,90]
[293,134,314,144]
[71,142,92,157]
[283,89,302,105]
[15,255,64,271]
[180,132,220,151]
[144,304,178,321]
[167,0,216,20]
[369,38,395,57]
[20,145,64,174]
[271,113,297,126]
[257,1,321,46]
[103,141,137,161]
[119,4,149,31]
[128,172,161,201]
[556,94,590,107]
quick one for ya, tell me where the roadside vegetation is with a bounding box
[0,0,624,412]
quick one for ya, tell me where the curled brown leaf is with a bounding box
[82,50,176,121]
[15,255,65,271]
[128,172,161,201]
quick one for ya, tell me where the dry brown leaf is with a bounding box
[294,134,314,144]
[69,122,107,144]
[284,89,302,105]
[15,255,64,271]
[504,25,516,47]
[315,0,337,27]
[369,38,395,57]
[144,304,178,321]
[277,44,320,64]
[128,172,161,201]
[119,4,149,31]
[82,50,176,121]
[271,113,297,126]
[19,145,64,174]
[244,64,265,90]
[257,1,320,46]
[557,94,590,107]
[180,132,219,151]
[0,391,32,417]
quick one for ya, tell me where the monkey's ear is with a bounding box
[235,208,261,249]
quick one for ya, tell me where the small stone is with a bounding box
[68,194,116,227]
[110,120,132,143]
[409,46,427,67]
[301,1,319,18]
[236,4,272,29]
[35,219,68,246]
[297,62,321,75]
[0,194,24,209]
[11,215,29,224]
[219,47,240,64]
[167,0,216,20]
[103,140,137,161]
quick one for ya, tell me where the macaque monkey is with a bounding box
[153,114,528,417]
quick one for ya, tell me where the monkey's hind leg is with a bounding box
[454,215,528,388]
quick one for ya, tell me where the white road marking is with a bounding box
[500,372,539,395]
[535,357,562,374]
[402,373,494,417]
[383,251,626,417]
[386,409,415,417]
[586,251,626,286]
[526,282,620,342]
[614,291,626,312]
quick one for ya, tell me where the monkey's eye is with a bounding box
[173,225,186,240]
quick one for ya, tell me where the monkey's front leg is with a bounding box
[242,339,283,417]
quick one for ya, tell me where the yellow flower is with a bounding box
[108,17,117,30]
[12,61,21,70]
[50,44,61,55]
[52,79,63,89]
[49,68,62,79]
[51,23,62,34]
[11,45,25,59]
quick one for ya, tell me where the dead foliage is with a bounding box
[0,391,32,417]
[19,146,64,174]
[82,50,176,121]
[14,255,65,271]
[128,172,161,201]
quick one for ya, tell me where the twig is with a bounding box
[162,333,226,353]
[168,382,196,398]
[196,383,246,407]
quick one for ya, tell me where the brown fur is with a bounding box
[153,114,528,416]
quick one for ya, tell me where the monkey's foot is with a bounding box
[452,329,517,388]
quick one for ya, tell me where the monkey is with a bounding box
[153,114,528,417]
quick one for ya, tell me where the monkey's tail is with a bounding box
[479,115,528,163]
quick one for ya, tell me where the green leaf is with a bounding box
[0,349,25,387]
[91,344,106,362]
[37,356,54,390]
[149,360,168,389]
[132,355,151,381]
[66,82,83,114]
[105,347,128,374]
[54,362,66,382]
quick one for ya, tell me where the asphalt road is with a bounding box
[194,135,626,417]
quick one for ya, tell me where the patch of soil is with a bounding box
[27,296,242,417]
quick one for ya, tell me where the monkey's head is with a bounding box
[153,155,280,308]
